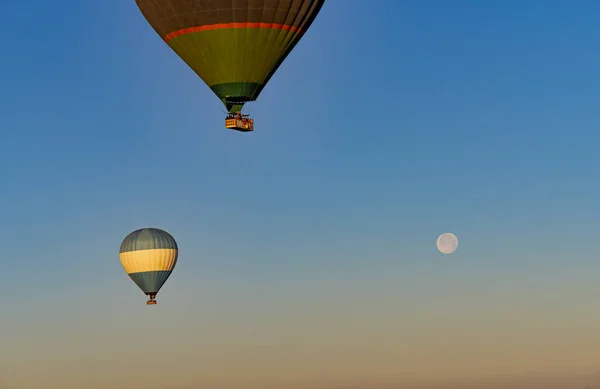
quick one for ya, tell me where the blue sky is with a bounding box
[1,0,600,387]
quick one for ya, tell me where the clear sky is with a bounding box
[1,0,600,388]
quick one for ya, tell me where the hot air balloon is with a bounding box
[135,0,326,132]
[119,228,178,305]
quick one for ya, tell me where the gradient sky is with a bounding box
[2,0,600,388]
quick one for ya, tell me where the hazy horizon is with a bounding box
[2,0,600,387]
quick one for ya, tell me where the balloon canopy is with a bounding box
[135,0,326,113]
[119,228,178,305]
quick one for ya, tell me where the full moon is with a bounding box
[436,232,458,254]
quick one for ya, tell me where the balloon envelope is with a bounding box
[135,0,326,113]
[119,228,178,303]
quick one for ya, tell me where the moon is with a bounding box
[436,232,458,254]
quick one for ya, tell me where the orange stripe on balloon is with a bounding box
[164,22,301,42]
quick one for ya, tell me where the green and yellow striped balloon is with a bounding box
[119,228,178,305]
[135,0,326,113]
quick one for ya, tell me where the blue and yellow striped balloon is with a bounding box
[119,228,178,305]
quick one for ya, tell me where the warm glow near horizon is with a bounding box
[2,0,600,388]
